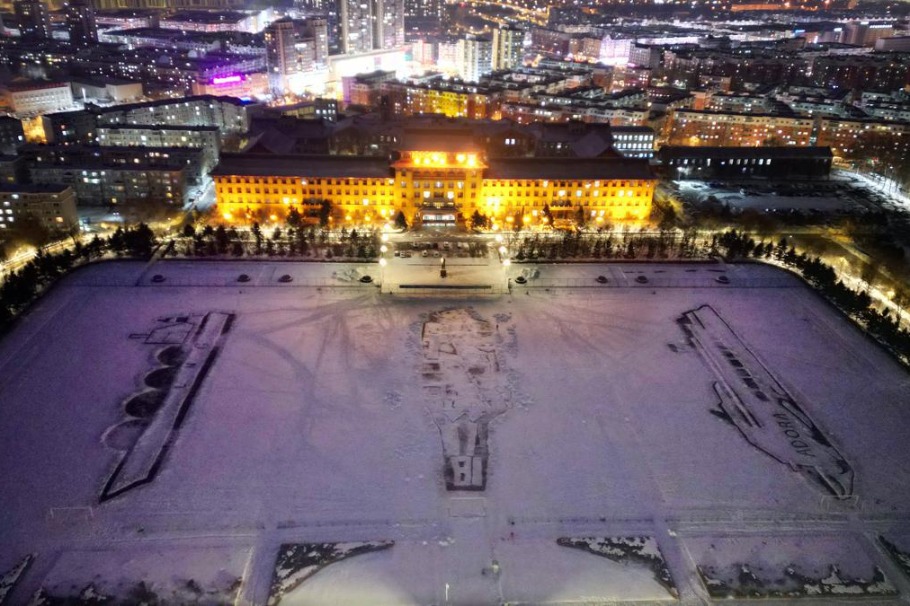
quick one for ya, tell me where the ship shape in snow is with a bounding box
[420,308,511,491]
[678,305,854,499]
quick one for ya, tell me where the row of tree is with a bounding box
[177,223,380,259]
[715,229,910,366]
[0,225,156,331]
[511,228,707,261]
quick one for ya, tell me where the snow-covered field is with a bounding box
[2,259,910,605]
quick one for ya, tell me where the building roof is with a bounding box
[96,123,219,132]
[162,10,250,23]
[658,146,833,159]
[485,157,655,180]
[397,128,478,152]
[0,183,71,194]
[212,154,393,178]
[91,94,250,115]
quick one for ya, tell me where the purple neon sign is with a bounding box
[211,74,244,85]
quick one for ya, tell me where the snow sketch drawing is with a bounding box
[421,308,513,491]
[677,304,854,498]
[101,312,235,501]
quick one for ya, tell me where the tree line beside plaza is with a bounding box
[511,227,703,261]
[0,224,155,331]
[176,221,381,260]
[716,229,910,367]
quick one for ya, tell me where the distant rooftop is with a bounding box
[397,128,477,152]
[659,146,833,159]
[0,183,71,194]
[162,10,251,23]
[485,157,655,180]
[212,154,392,178]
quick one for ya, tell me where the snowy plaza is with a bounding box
[3,256,910,605]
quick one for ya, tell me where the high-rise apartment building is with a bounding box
[374,0,403,49]
[340,0,372,53]
[265,17,329,94]
[457,34,492,83]
[64,0,98,45]
[265,19,297,93]
[334,0,403,54]
[14,0,51,39]
[492,26,524,71]
[404,0,439,19]
[294,0,342,55]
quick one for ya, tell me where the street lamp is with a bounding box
[379,256,387,287]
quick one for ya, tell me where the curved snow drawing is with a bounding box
[101,312,234,501]
[420,308,512,491]
[678,305,854,498]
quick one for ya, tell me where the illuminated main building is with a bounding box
[213,130,655,228]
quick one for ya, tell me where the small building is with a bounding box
[658,146,833,180]
[0,156,28,184]
[0,117,25,154]
[70,78,144,104]
[0,184,78,235]
[3,81,74,116]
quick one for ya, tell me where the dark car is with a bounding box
[151,274,165,283]
[237,274,251,283]
[635,275,648,284]
[359,275,373,283]
[278,274,293,283]
[596,275,608,284]
[514,276,527,284]
[715,275,730,284]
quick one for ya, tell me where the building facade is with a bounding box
[0,184,78,234]
[4,82,74,116]
[816,117,910,178]
[0,117,25,155]
[213,146,655,228]
[29,155,186,207]
[264,17,328,93]
[659,146,833,180]
[95,124,220,180]
[339,0,403,54]
[64,0,98,45]
[14,0,50,39]
[666,109,814,147]
[492,26,524,72]
[457,34,493,83]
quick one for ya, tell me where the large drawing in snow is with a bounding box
[101,312,234,501]
[677,304,854,499]
[420,308,512,491]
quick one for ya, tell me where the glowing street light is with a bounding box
[380,244,388,253]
